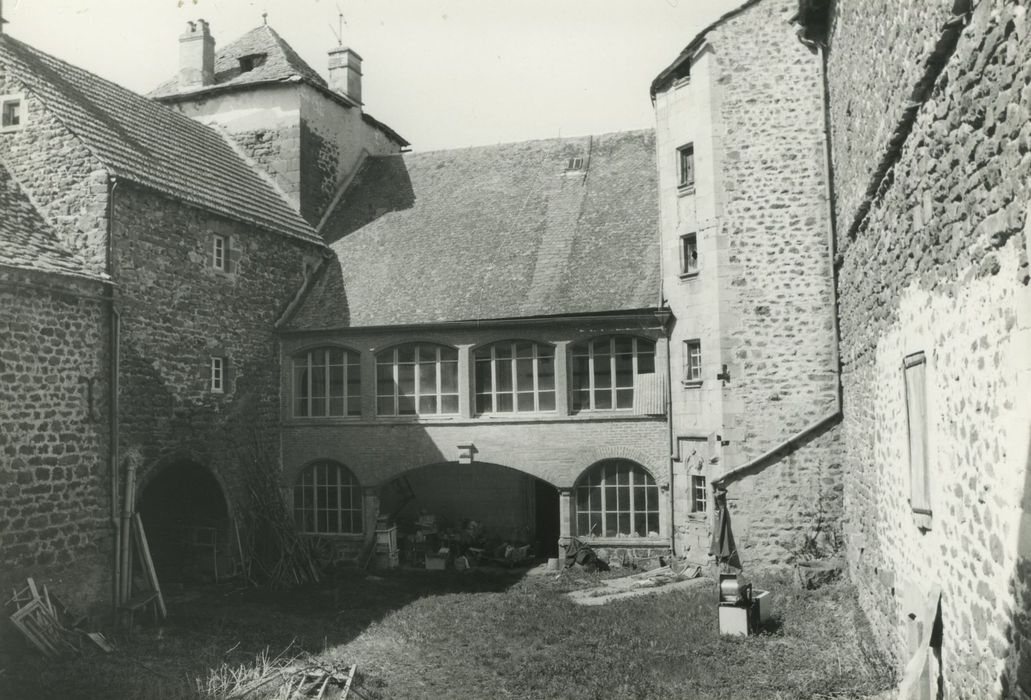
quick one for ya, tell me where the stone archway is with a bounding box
[136,459,233,587]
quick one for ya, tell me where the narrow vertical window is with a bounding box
[684,340,702,383]
[212,234,227,271]
[904,352,931,516]
[680,233,698,275]
[210,356,225,393]
[1,98,22,129]
[677,144,695,189]
[691,474,707,513]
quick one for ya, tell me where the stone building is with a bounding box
[796,0,1031,696]
[650,0,841,566]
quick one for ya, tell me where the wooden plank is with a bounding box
[132,513,167,619]
[340,665,356,699]
[86,631,115,653]
[904,353,931,514]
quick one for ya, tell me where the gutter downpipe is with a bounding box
[106,177,122,613]
[657,308,677,556]
[713,38,842,489]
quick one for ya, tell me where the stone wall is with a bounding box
[654,0,841,567]
[0,268,111,618]
[113,183,323,515]
[826,0,1031,696]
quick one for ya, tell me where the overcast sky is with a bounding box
[3,0,743,151]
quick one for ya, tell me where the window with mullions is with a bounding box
[575,459,660,538]
[293,347,361,417]
[376,343,459,416]
[474,341,556,414]
[570,336,655,411]
[691,474,707,513]
[293,461,364,534]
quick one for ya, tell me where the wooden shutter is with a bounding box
[633,370,668,415]
[904,352,930,514]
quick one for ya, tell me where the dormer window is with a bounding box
[565,157,584,171]
[1,95,25,131]
[238,53,267,73]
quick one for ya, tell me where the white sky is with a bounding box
[2,0,743,151]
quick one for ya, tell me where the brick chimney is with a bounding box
[328,47,362,104]
[179,19,215,89]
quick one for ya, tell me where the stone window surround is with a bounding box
[212,233,229,271]
[679,231,699,278]
[677,142,695,192]
[0,93,26,132]
[690,473,708,513]
[209,355,227,393]
[683,338,703,386]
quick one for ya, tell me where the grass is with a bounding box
[0,566,894,699]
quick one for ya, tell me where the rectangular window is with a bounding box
[1,97,23,130]
[677,144,694,189]
[684,340,702,383]
[210,356,225,393]
[212,234,227,271]
[680,233,698,275]
[691,474,707,513]
[904,352,931,516]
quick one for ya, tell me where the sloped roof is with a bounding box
[150,25,409,147]
[150,25,326,99]
[0,34,320,244]
[0,162,101,279]
[284,129,661,329]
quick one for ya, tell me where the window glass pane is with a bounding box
[440,360,458,394]
[593,354,611,389]
[572,390,589,411]
[441,395,459,414]
[474,346,491,360]
[476,394,492,413]
[440,347,458,363]
[571,356,590,391]
[538,356,554,390]
[576,488,590,509]
[398,395,416,415]
[397,345,415,363]
[494,343,512,360]
[347,396,362,416]
[647,513,659,535]
[577,513,590,535]
[418,361,437,393]
[311,351,326,368]
[419,395,437,414]
[594,389,612,410]
[605,512,618,537]
[329,397,345,416]
[538,391,555,411]
[614,337,633,354]
[616,389,634,409]
[571,344,589,359]
[618,514,631,536]
[376,364,394,391]
[329,365,344,397]
[397,364,415,396]
[474,360,492,394]
[496,361,513,392]
[515,341,534,358]
[497,393,514,413]
[328,348,344,366]
[377,397,394,415]
[294,367,309,416]
[516,359,534,392]
[517,393,535,412]
[588,486,601,510]
[614,354,634,388]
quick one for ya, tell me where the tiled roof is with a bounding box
[0,34,320,244]
[285,129,661,329]
[150,25,326,99]
[0,161,101,279]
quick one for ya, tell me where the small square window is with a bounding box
[677,144,695,189]
[565,156,584,171]
[691,474,707,513]
[680,233,698,275]
[212,234,227,271]
[210,356,226,393]
[684,340,702,383]
[1,96,24,130]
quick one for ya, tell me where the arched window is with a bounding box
[575,459,659,538]
[293,347,361,417]
[376,343,459,416]
[570,336,655,411]
[474,340,556,414]
[293,461,364,534]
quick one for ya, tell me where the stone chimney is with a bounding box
[179,19,215,90]
[328,47,362,104]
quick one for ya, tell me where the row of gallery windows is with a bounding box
[293,459,661,539]
[291,335,658,418]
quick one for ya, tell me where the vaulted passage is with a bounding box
[137,461,233,587]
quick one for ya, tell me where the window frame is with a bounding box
[570,335,656,413]
[677,143,695,191]
[292,346,362,419]
[473,340,556,415]
[574,459,661,540]
[903,351,932,520]
[690,474,708,513]
[680,232,699,277]
[683,339,702,385]
[212,234,228,272]
[376,343,459,417]
[0,94,25,132]
[293,461,364,536]
[210,356,226,393]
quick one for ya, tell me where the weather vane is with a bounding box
[328,4,345,46]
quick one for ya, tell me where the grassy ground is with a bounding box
[0,566,894,699]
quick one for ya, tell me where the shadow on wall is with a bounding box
[998,433,1031,698]
[322,155,415,245]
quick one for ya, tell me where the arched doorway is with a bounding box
[137,461,232,587]
[380,462,560,564]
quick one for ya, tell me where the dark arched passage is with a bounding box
[137,460,231,587]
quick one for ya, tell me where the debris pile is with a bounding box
[5,578,114,658]
[396,514,538,570]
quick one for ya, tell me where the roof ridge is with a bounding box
[408,128,654,157]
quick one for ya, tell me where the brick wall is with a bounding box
[0,268,111,616]
[826,1,1031,696]
[654,0,841,567]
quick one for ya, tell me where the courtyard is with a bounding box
[1,566,894,699]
